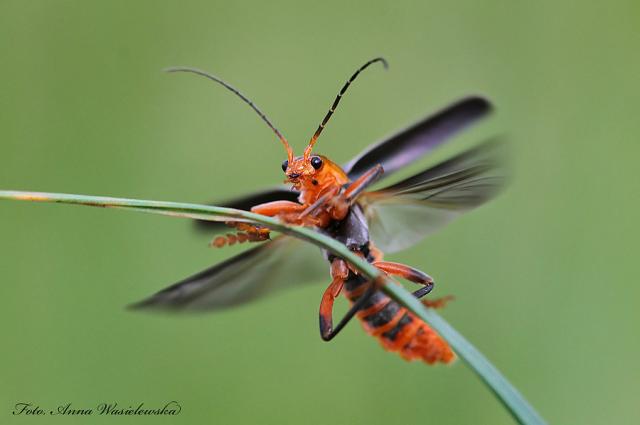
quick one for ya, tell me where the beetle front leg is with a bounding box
[211,201,307,246]
[303,165,385,221]
[250,200,323,226]
[343,164,384,201]
[251,200,306,216]
[209,221,272,248]
[331,165,384,220]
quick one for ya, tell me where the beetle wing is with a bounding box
[361,138,507,253]
[131,235,327,311]
[195,96,491,232]
[343,96,492,180]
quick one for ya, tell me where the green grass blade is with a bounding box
[381,283,547,425]
[0,190,546,424]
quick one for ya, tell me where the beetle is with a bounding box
[134,58,506,364]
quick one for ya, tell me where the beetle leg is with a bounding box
[299,165,384,222]
[373,261,434,293]
[422,295,455,309]
[326,164,384,221]
[209,221,271,248]
[343,164,384,201]
[372,261,454,307]
[250,200,323,226]
[319,258,377,341]
[299,186,341,219]
[251,200,306,216]
[319,259,348,339]
[368,242,384,262]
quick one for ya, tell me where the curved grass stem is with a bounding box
[0,190,546,425]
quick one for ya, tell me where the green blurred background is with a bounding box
[1,1,638,424]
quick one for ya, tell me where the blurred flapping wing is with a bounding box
[343,96,492,180]
[361,138,507,253]
[132,235,327,311]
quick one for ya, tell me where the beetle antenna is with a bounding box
[304,57,388,159]
[166,66,293,162]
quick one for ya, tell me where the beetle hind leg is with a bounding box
[422,295,455,309]
[372,261,453,308]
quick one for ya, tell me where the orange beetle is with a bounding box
[135,58,505,364]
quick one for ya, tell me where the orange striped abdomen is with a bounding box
[344,275,455,364]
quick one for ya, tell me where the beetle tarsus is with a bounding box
[209,222,271,248]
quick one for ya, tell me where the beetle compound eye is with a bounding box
[310,156,323,170]
[281,160,288,172]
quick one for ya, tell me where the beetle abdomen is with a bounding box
[324,204,453,363]
[344,275,455,364]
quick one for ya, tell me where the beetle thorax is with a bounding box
[284,154,350,205]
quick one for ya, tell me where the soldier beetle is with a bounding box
[135,58,505,364]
